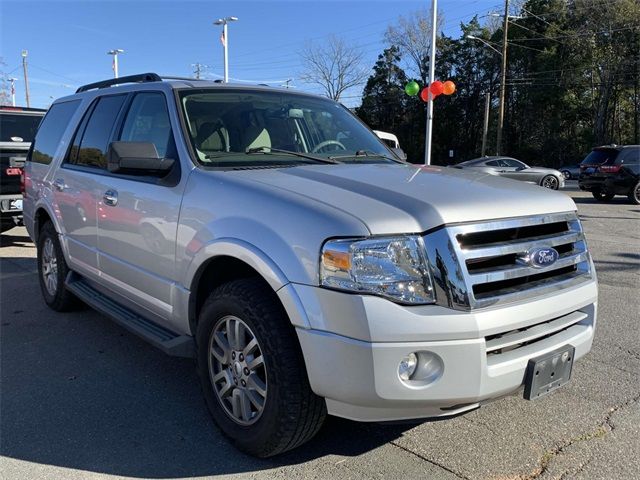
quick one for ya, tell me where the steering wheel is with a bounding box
[311,140,346,153]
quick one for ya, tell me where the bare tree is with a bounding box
[300,35,368,101]
[0,58,11,106]
[384,9,444,84]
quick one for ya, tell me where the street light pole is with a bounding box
[424,0,437,165]
[496,0,510,155]
[21,50,30,108]
[214,16,238,83]
[107,49,124,78]
[481,92,490,156]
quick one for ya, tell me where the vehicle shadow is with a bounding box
[0,256,414,478]
[573,196,632,205]
[0,228,34,248]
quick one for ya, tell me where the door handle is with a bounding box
[53,178,66,191]
[103,190,118,207]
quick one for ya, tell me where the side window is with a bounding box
[119,92,175,158]
[623,149,639,165]
[75,95,127,169]
[486,160,500,167]
[29,100,81,165]
[505,159,525,169]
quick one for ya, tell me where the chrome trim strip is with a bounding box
[485,311,587,353]
[468,251,589,284]
[461,231,583,259]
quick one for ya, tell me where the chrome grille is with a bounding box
[423,212,593,310]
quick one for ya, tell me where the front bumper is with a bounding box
[284,279,597,422]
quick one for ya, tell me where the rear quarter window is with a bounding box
[29,101,81,165]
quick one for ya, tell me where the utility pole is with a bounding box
[21,50,30,108]
[481,92,490,156]
[107,49,124,78]
[9,78,17,107]
[424,0,438,165]
[214,16,238,83]
[496,0,509,155]
[192,63,207,79]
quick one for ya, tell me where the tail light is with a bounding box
[598,164,621,173]
[20,170,26,196]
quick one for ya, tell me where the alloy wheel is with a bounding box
[208,315,268,425]
[542,176,559,189]
[41,237,58,296]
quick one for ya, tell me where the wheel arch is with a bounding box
[186,239,309,335]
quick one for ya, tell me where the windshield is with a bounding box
[0,112,43,143]
[178,89,392,167]
[582,148,620,165]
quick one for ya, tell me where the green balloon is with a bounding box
[405,81,420,96]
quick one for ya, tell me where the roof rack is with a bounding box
[76,72,162,93]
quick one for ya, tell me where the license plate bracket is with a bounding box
[524,345,575,400]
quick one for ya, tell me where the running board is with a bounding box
[66,274,195,358]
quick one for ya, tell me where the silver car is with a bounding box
[24,75,596,457]
[455,156,564,189]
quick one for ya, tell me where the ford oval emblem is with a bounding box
[525,247,559,268]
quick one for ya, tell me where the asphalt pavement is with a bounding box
[1,182,638,480]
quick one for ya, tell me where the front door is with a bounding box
[95,92,186,319]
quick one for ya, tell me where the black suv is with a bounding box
[1,106,47,232]
[578,145,640,204]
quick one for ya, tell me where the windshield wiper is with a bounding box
[246,146,339,164]
[328,150,405,164]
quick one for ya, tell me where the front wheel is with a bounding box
[561,170,571,180]
[196,278,326,457]
[628,181,640,205]
[592,190,615,202]
[541,175,560,190]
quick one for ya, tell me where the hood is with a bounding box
[230,163,577,234]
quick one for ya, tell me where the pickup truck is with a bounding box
[1,106,46,232]
[24,73,598,457]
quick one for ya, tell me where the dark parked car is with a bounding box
[453,156,564,190]
[559,164,580,180]
[578,145,640,204]
[1,106,47,232]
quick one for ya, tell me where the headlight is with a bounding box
[320,235,435,304]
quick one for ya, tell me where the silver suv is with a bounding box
[24,73,598,457]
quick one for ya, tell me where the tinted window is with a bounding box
[0,111,44,143]
[486,160,500,167]
[29,102,80,165]
[119,92,174,157]
[622,148,639,165]
[581,149,619,166]
[504,159,526,168]
[75,95,126,168]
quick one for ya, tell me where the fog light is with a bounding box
[398,352,418,381]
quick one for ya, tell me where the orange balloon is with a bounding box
[443,80,456,95]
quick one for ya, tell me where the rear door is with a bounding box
[54,94,127,275]
[95,91,186,320]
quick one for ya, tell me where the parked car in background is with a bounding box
[578,145,640,204]
[453,156,565,190]
[0,106,47,232]
[25,73,597,457]
[560,164,581,180]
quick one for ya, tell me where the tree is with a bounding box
[0,58,11,106]
[300,35,368,101]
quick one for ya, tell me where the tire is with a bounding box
[541,174,560,190]
[37,221,81,311]
[196,278,326,457]
[628,181,640,205]
[592,190,615,202]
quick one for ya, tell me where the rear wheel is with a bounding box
[541,175,559,190]
[629,181,640,205]
[37,221,80,311]
[592,190,615,202]
[196,278,326,457]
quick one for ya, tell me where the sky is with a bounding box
[1,0,501,108]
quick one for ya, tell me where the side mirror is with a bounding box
[391,147,407,161]
[107,142,175,174]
